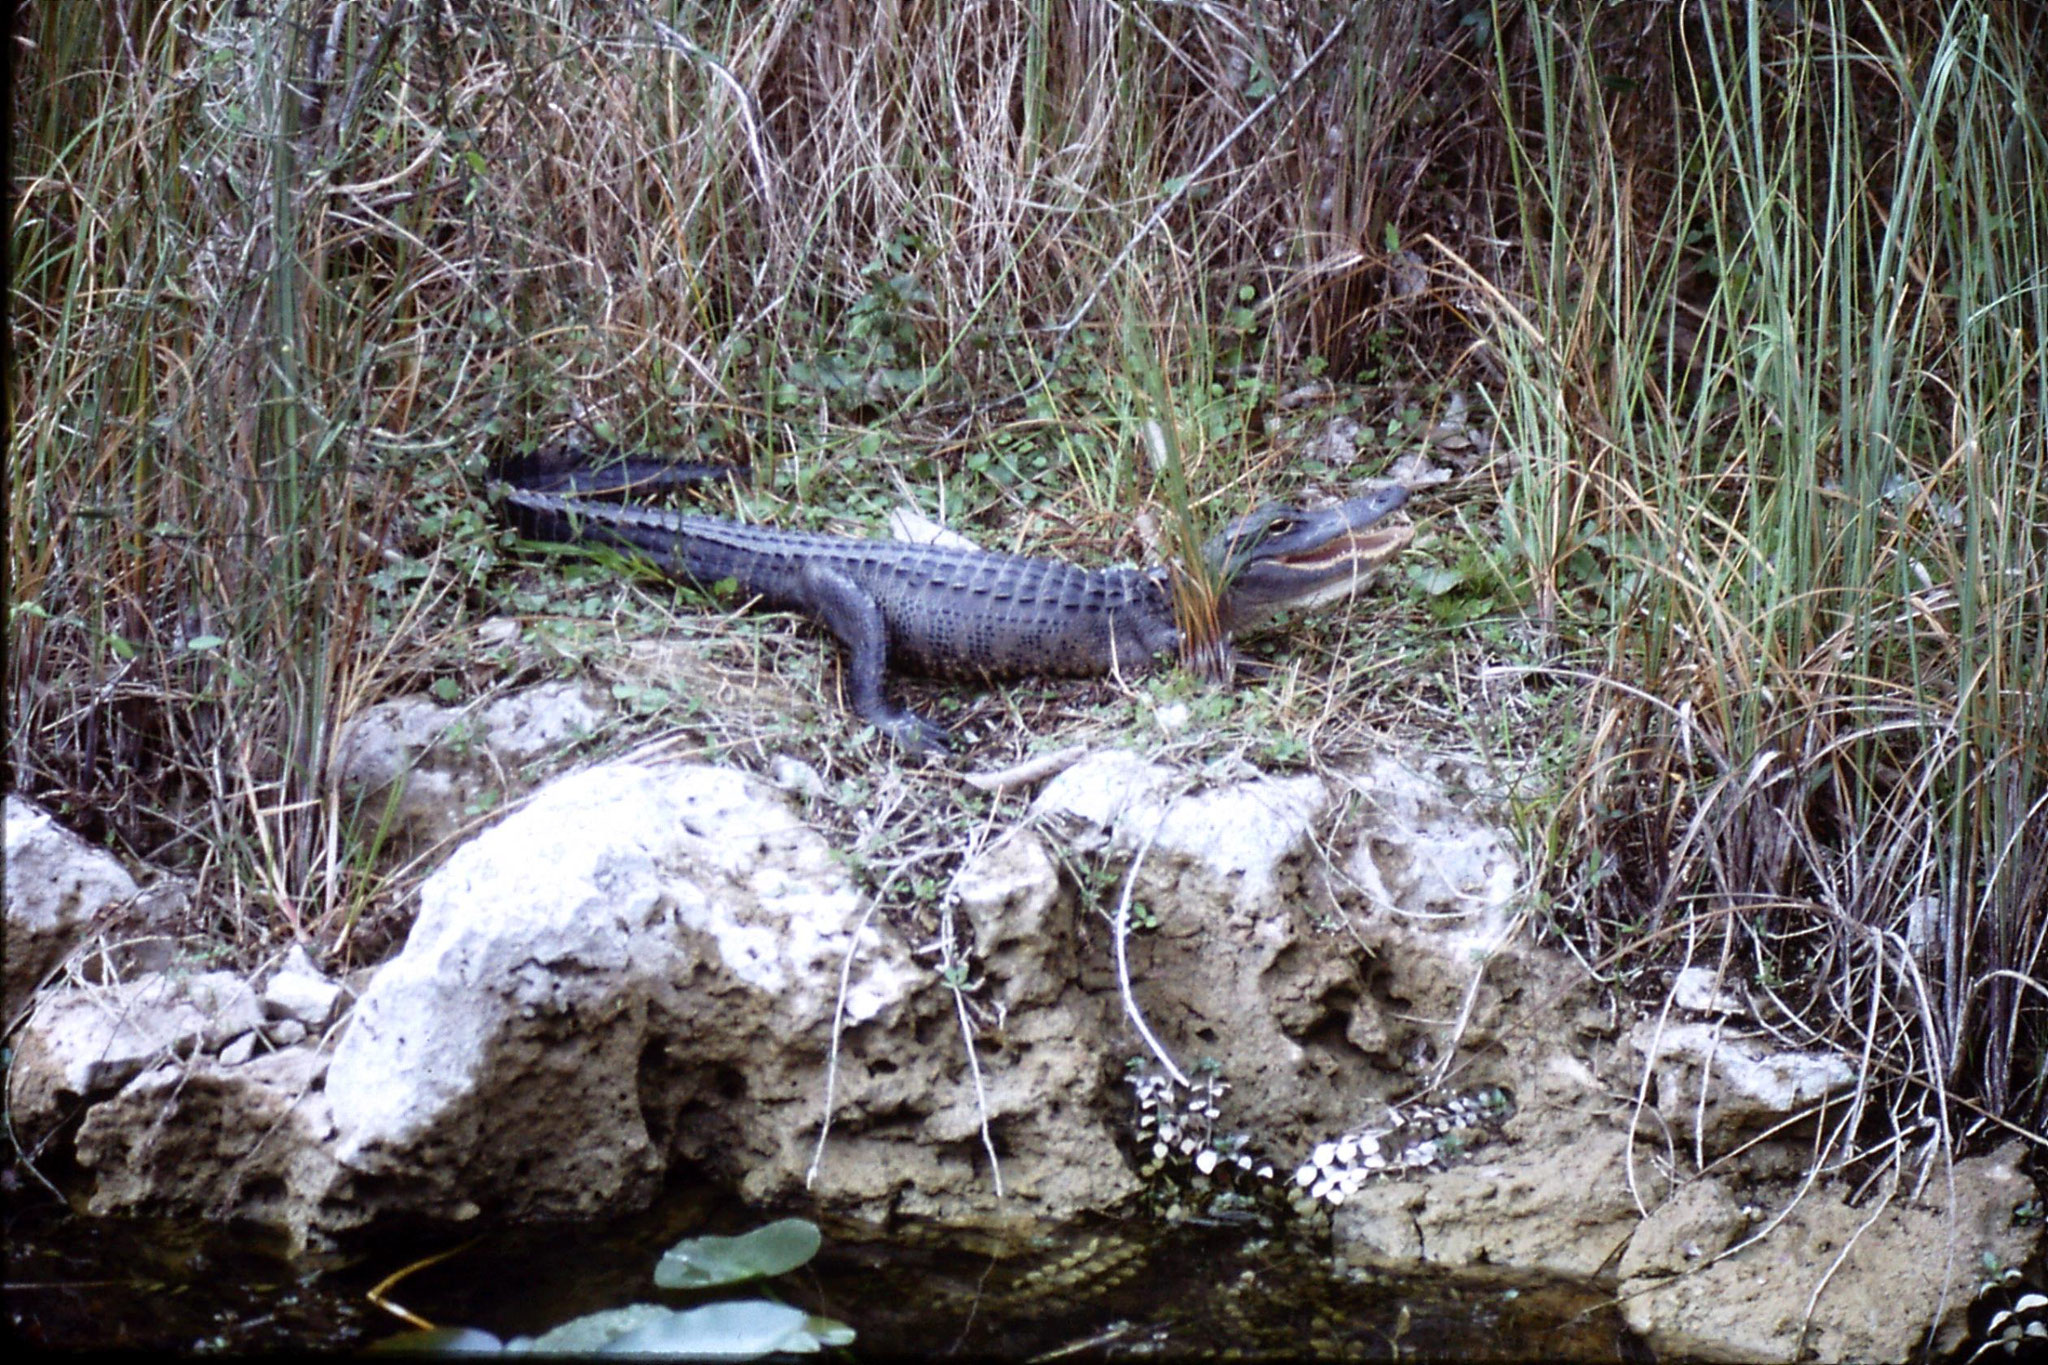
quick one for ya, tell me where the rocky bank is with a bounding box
[6,686,2039,1361]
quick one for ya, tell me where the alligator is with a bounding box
[493,452,1412,752]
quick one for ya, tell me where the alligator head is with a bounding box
[1205,484,1413,631]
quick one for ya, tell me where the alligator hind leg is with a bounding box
[796,562,953,754]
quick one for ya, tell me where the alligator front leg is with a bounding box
[795,562,954,754]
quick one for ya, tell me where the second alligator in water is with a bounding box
[495,453,1413,752]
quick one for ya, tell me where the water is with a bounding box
[6,1198,377,1352]
[8,1185,1645,1358]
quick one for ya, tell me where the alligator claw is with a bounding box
[874,711,955,756]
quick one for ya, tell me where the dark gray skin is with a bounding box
[497,471,1409,752]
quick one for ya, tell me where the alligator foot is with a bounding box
[871,708,955,756]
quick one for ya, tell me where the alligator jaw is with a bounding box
[1247,520,1415,618]
[1214,487,1413,630]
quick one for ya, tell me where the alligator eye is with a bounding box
[1264,517,1296,538]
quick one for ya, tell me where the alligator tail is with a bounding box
[492,444,747,500]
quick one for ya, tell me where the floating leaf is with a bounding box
[516,1301,851,1357]
[511,1304,672,1353]
[654,1219,823,1290]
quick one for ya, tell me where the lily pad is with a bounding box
[511,1300,851,1357]
[653,1218,823,1290]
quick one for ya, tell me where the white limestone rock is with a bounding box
[331,681,612,849]
[1029,749,1329,913]
[263,943,345,1030]
[4,795,141,1018]
[1630,1018,1859,1153]
[9,971,265,1136]
[324,760,919,1221]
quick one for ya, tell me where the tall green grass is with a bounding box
[1476,0,2045,1153]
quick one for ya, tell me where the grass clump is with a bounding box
[1467,0,2046,1158]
